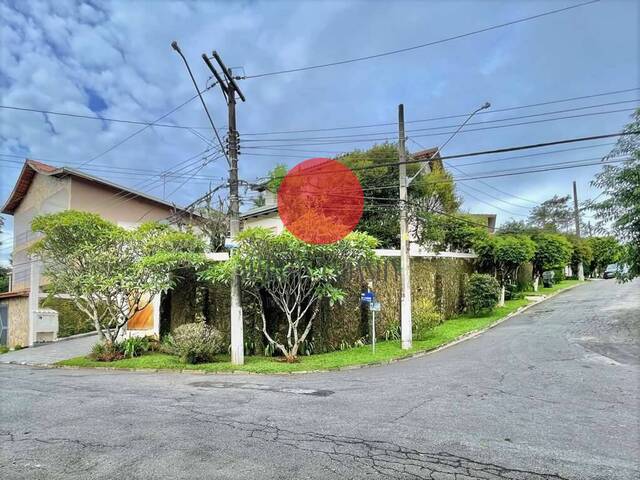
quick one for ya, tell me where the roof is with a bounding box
[2,159,190,215]
[0,289,29,300]
[240,204,278,219]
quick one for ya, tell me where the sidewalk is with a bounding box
[0,333,97,366]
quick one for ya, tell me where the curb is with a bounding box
[5,282,586,376]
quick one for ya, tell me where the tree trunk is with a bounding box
[533,275,539,292]
[499,285,506,307]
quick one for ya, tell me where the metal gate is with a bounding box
[0,304,7,346]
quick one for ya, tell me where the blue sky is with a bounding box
[1,0,638,263]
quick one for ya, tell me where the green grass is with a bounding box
[0,346,9,355]
[57,280,583,374]
[523,278,582,296]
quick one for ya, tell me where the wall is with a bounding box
[165,256,474,355]
[69,177,172,224]
[1,297,29,348]
[313,256,474,351]
[242,214,285,233]
[12,174,70,290]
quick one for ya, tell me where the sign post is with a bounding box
[370,301,381,353]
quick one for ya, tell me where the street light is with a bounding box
[407,101,491,186]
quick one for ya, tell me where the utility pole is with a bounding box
[202,51,246,365]
[172,42,246,365]
[572,180,584,281]
[398,104,412,350]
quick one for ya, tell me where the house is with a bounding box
[0,159,194,348]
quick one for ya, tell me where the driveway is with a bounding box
[0,333,96,365]
[1,280,638,479]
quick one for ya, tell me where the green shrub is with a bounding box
[121,336,150,358]
[412,298,442,340]
[90,341,124,362]
[553,268,565,283]
[465,274,500,315]
[172,322,224,364]
[13,344,23,351]
[505,283,525,301]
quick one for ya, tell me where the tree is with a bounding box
[338,143,459,248]
[587,109,640,281]
[203,228,378,362]
[31,211,205,343]
[528,195,574,232]
[474,235,536,305]
[567,235,593,278]
[497,220,533,235]
[417,213,488,252]
[585,236,622,277]
[530,233,573,290]
[255,164,289,207]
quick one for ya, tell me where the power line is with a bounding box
[258,131,638,181]
[239,88,639,136]
[0,104,210,130]
[241,107,637,147]
[240,0,599,79]
[240,100,638,142]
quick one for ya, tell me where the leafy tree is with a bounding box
[585,236,622,277]
[530,233,573,290]
[203,228,378,362]
[587,109,640,281]
[474,235,536,305]
[31,211,205,343]
[337,143,459,248]
[528,195,574,232]
[418,213,488,252]
[566,235,593,278]
[497,220,534,235]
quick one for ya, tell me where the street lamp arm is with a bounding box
[407,101,491,186]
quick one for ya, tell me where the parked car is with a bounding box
[603,263,629,279]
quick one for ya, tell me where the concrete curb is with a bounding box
[5,282,586,376]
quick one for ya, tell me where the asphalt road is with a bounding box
[1,280,638,480]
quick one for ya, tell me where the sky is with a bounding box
[0,0,639,263]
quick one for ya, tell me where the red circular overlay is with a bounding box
[277,158,364,244]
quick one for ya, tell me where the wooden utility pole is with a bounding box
[572,180,584,281]
[202,51,246,365]
[398,104,412,350]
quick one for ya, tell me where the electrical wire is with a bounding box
[240,100,638,142]
[239,88,639,136]
[240,0,599,79]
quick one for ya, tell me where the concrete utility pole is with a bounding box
[398,104,412,350]
[171,42,246,365]
[572,181,584,281]
[203,51,246,365]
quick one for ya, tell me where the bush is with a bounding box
[90,341,124,362]
[465,274,500,315]
[553,268,565,283]
[412,298,442,340]
[172,322,224,364]
[121,336,150,358]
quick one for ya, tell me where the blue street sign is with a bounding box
[361,291,375,303]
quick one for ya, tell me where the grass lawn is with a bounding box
[523,278,583,296]
[57,280,583,374]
